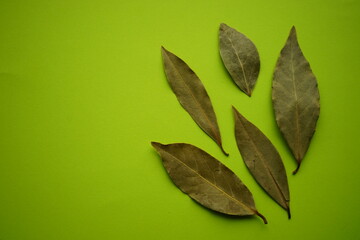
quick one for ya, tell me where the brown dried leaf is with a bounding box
[151,142,267,224]
[219,23,260,96]
[161,47,228,156]
[233,107,290,218]
[272,26,320,174]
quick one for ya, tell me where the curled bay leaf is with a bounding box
[219,23,260,96]
[233,107,290,218]
[151,142,267,224]
[161,47,228,156]
[272,26,320,174]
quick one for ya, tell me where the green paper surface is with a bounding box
[0,0,359,239]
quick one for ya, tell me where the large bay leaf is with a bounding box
[233,107,290,218]
[219,23,260,96]
[151,142,267,224]
[161,47,228,156]
[272,27,320,174]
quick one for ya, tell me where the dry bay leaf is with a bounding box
[161,47,228,156]
[219,23,260,96]
[151,142,267,224]
[272,26,320,174]
[233,107,290,218]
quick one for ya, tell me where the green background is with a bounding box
[0,0,359,239]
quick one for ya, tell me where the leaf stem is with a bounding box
[292,162,301,175]
[287,207,291,219]
[255,211,268,224]
[220,145,229,156]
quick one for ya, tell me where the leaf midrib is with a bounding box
[226,33,250,94]
[289,37,301,161]
[162,148,255,214]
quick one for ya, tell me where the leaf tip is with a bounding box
[161,46,168,54]
[151,141,162,149]
[232,106,242,119]
[232,106,240,120]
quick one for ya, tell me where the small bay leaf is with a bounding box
[219,23,260,96]
[272,26,320,174]
[151,142,267,224]
[161,47,228,156]
[233,107,290,218]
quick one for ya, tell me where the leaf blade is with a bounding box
[233,107,290,218]
[151,142,267,223]
[219,23,260,96]
[272,26,320,174]
[161,47,228,156]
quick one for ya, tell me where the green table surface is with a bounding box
[1,0,359,239]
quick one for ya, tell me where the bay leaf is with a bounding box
[233,107,290,218]
[151,142,267,224]
[272,26,320,174]
[161,47,228,156]
[219,23,260,96]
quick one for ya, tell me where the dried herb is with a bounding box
[219,23,260,96]
[272,26,320,174]
[161,47,228,156]
[151,142,267,224]
[233,107,290,218]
